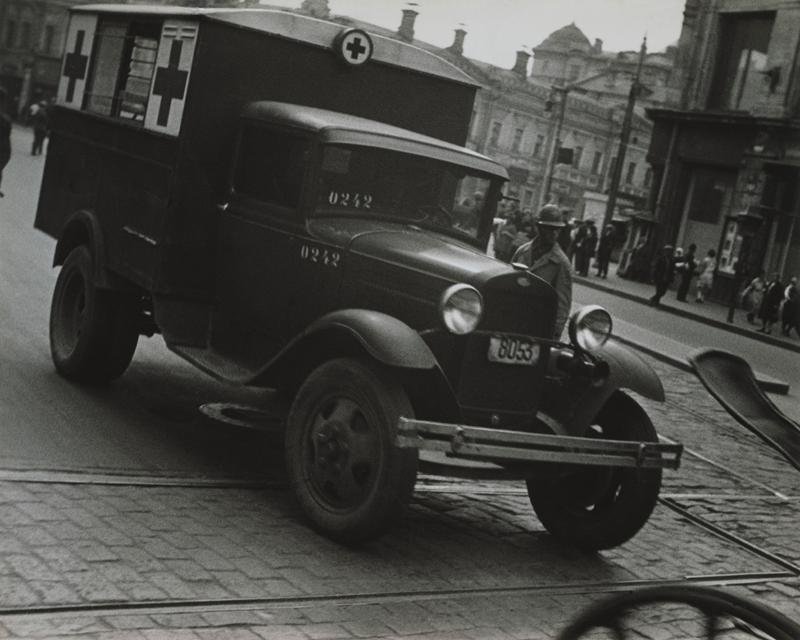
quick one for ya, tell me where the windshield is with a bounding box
[314,145,497,239]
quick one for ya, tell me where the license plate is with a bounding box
[487,335,540,365]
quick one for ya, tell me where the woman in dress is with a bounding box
[695,249,716,303]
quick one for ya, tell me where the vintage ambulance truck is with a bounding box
[36,4,681,550]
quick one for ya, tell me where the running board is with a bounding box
[396,418,682,470]
[688,348,800,472]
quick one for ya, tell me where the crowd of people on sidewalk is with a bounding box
[490,205,800,341]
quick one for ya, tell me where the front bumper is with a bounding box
[396,417,682,470]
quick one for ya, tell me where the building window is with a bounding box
[708,11,775,111]
[511,128,523,153]
[20,22,31,49]
[85,19,161,122]
[569,64,581,80]
[644,167,653,188]
[591,151,602,175]
[573,146,583,169]
[43,25,55,55]
[489,122,502,147]
[533,134,544,157]
[523,188,534,207]
[686,167,735,225]
[5,21,16,48]
[625,162,636,184]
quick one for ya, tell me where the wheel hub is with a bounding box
[314,421,351,472]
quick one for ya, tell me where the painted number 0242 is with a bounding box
[300,244,341,268]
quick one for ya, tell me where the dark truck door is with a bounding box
[211,124,313,369]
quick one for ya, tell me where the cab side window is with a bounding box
[234,126,308,210]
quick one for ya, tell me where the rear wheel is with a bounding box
[49,246,140,384]
[527,391,662,550]
[285,358,418,543]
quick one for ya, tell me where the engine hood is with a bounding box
[308,217,510,286]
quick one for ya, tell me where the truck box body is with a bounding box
[36,5,479,299]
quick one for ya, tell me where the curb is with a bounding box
[575,276,800,356]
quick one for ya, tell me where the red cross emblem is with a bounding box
[63,30,89,103]
[334,29,373,66]
[152,39,189,126]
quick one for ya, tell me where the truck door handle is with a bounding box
[216,202,230,213]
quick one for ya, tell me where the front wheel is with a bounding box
[285,358,418,543]
[527,391,662,550]
[49,246,140,384]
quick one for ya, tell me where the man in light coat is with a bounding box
[511,204,573,339]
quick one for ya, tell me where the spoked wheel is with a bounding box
[558,585,800,639]
[285,358,418,543]
[50,246,140,384]
[527,391,662,550]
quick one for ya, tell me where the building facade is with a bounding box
[647,0,800,303]
[0,0,82,117]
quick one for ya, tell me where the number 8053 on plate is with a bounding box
[487,335,540,366]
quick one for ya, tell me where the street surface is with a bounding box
[0,125,799,638]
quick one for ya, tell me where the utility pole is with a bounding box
[602,35,647,231]
[540,86,569,210]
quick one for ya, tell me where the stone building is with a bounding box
[646,0,800,303]
[531,22,679,110]
[0,0,82,117]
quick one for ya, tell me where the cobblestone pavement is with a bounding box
[0,357,798,638]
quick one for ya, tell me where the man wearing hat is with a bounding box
[511,204,573,339]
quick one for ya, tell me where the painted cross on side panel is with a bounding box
[152,39,189,127]
[63,30,89,103]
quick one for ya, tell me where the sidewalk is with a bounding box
[574,265,800,355]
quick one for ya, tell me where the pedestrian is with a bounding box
[758,272,783,334]
[780,277,798,336]
[576,220,597,277]
[0,88,11,198]
[511,204,572,338]
[674,243,697,302]
[649,244,675,306]
[625,238,649,281]
[493,207,523,262]
[595,224,615,278]
[740,271,765,324]
[31,101,48,156]
[695,249,716,302]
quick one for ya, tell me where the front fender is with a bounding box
[54,210,110,287]
[248,309,438,389]
[597,339,664,402]
[547,339,663,436]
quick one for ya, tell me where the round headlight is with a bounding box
[440,284,483,335]
[568,305,613,351]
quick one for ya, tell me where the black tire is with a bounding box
[527,391,661,551]
[558,585,800,640]
[49,246,140,384]
[285,357,418,543]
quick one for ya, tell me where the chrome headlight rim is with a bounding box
[568,305,613,351]
[439,283,483,335]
